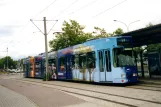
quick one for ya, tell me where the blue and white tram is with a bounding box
[57,36,138,83]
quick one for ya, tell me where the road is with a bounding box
[0,73,161,107]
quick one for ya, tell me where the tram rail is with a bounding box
[14,78,161,106]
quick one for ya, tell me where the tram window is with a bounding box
[79,53,86,69]
[35,63,39,68]
[74,54,79,69]
[30,64,32,69]
[87,51,96,68]
[43,60,46,67]
[113,48,135,67]
[49,59,56,65]
[54,59,56,65]
[60,57,65,66]
[105,50,111,72]
[98,51,103,72]
[70,55,75,68]
[113,48,122,67]
[60,57,65,71]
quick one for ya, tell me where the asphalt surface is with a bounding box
[0,85,37,107]
[0,75,85,107]
[1,73,161,107]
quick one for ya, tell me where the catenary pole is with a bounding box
[43,17,49,81]
[30,17,58,81]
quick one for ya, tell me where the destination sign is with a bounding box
[117,37,132,46]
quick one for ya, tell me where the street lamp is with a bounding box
[114,20,140,32]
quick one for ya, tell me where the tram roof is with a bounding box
[120,23,161,47]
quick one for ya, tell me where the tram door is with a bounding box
[65,55,72,79]
[98,49,112,82]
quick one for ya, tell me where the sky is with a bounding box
[0,0,161,60]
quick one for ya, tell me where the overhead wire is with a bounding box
[56,0,79,18]
[1,0,60,59]
[57,0,99,20]
[47,21,59,35]
[4,0,127,48]
[5,0,59,48]
[50,0,99,35]
[93,0,128,17]
[46,0,79,32]
[4,0,128,56]
[69,0,98,15]
[3,20,30,47]
[37,0,58,17]
[4,20,31,48]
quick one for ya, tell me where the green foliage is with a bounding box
[146,22,153,28]
[49,20,92,51]
[133,47,144,53]
[0,56,17,69]
[49,20,124,50]
[113,28,124,36]
[0,71,8,74]
[92,27,109,38]
[148,43,161,51]
[92,27,124,38]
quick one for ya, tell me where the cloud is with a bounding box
[0,0,6,6]
[0,26,12,36]
[0,24,23,37]
[1,0,161,60]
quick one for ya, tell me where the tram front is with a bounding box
[113,37,138,83]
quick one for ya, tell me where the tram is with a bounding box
[23,36,138,83]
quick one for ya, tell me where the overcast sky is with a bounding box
[0,0,161,60]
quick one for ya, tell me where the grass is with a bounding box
[0,71,8,75]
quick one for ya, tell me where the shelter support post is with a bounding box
[140,51,144,78]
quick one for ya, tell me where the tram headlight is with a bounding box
[133,73,137,76]
[121,74,126,78]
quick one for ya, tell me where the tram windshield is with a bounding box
[113,47,136,67]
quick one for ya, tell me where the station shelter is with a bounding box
[121,23,161,78]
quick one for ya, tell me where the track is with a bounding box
[126,84,161,92]
[138,84,161,88]
[15,78,161,107]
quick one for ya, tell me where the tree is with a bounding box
[49,20,92,50]
[113,28,124,36]
[49,20,124,50]
[92,27,124,39]
[146,22,153,28]
[0,56,17,69]
[92,27,109,38]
